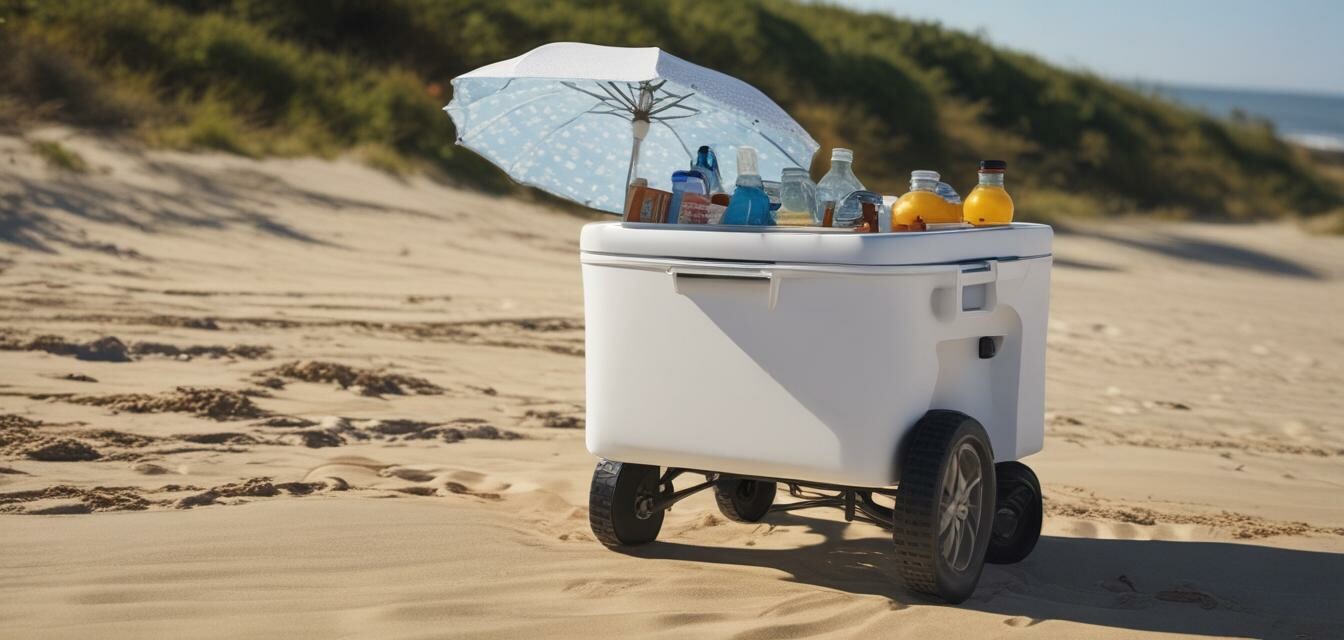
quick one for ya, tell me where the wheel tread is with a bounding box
[588,459,623,548]
[892,411,965,595]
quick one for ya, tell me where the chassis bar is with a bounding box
[645,469,898,528]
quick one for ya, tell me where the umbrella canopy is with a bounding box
[446,42,819,214]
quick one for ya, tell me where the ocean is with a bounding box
[1146,84,1344,152]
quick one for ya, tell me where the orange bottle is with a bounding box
[963,160,1014,226]
[892,170,960,231]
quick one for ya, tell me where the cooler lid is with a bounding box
[580,222,1052,266]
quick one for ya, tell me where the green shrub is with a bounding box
[29,139,89,172]
[0,0,1337,218]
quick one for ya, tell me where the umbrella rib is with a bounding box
[546,105,612,136]
[509,107,609,173]
[650,87,694,106]
[621,82,641,111]
[754,129,810,169]
[600,82,639,112]
[457,87,577,143]
[654,120,695,162]
[649,93,697,116]
[563,82,630,113]
[499,102,637,177]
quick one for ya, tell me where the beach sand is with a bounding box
[2,129,1342,639]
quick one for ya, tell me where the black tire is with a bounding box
[713,477,776,523]
[892,410,996,604]
[589,459,664,548]
[986,461,1042,565]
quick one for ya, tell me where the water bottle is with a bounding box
[691,145,723,195]
[815,148,865,221]
[833,190,883,229]
[721,147,772,226]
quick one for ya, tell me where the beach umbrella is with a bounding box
[446,42,819,214]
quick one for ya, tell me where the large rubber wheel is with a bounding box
[589,459,664,548]
[892,410,996,604]
[713,477,776,523]
[986,461,1042,564]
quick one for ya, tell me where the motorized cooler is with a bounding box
[581,222,1052,488]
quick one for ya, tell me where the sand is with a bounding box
[1,128,1342,639]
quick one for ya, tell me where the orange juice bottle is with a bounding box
[892,170,961,230]
[963,160,1014,226]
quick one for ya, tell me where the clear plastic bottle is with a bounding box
[775,167,818,226]
[721,146,773,226]
[833,189,883,229]
[815,148,865,221]
[934,181,964,224]
[963,160,1014,226]
[935,181,962,206]
[691,145,723,195]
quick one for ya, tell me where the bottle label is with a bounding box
[678,195,712,224]
[705,204,727,225]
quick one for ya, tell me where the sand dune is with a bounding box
[1,129,1342,638]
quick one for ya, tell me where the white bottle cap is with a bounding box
[736,146,760,177]
[831,148,853,162]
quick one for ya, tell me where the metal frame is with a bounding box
[644,468,900,528]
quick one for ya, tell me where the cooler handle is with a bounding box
[956,260,997,316]
[668,266,780,310]
[933,260,998,320]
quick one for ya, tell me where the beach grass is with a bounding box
[29,139,88,173]
[1,0,1338,220]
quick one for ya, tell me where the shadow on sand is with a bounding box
[1072,229,1322,280]
[0,155,452,254]
[626,512,1343,638]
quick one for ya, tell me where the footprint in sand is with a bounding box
[380,466,438,482]
[562,577,649,597]
[132,462,172,475]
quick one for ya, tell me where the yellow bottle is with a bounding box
[963,160,1014,226]
[892,170,961,230]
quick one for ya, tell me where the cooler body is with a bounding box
[580,222,1052,488]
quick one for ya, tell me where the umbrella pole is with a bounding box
[625,117,650,196]
[624,82,656,210]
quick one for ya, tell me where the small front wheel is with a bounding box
[589,459,664,547]
[713,477,776,523]
[986,461,1042,564]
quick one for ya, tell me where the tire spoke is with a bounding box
[942,519,957,560]
[961,519,975,559]
[959,473,981,503]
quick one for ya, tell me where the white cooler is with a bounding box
[581,222,1052,488]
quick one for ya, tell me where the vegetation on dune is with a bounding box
[29,139,88,172]
[1,0,1339,220]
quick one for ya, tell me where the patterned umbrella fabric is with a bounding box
[446,42,819,214]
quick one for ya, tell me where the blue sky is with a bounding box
[829,0,1344,96]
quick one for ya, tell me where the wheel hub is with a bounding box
[994,506,1019,537]
[938,441,984,572]
[634,495,655,520]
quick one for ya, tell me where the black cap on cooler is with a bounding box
[979,160,1007,171]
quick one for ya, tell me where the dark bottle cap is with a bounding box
[979,160,1007,171]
